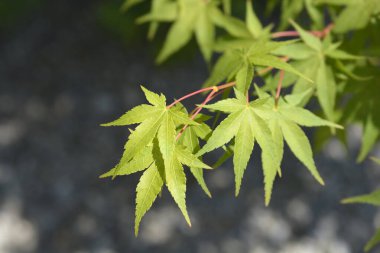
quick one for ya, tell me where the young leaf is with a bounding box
[156,17,195,63]
[269,119,284,177]
[141,86,166,106]
[249,54,313,83]
[101,104,160,126]
[195,4,215,62]
[325,49,363,60]
[250,110,280,205]
[210,7,252,39]
[135,164,164,236]
[330,0,380,33]
[272,43,316,60]
[236,62,254,93]
[278,0,304,30]
[284,88,314,106]
[246,0,263,38]
[199,93,281,203]
[180,122,212,197]
[233,113,255,196]
[136,0,177,24]
[253,92,341,191]
[197,111,243,156]
[357,115,380,162]
[290,20,322,51]
[100,145,153,178]
[279,106,342,128]
[175,145,212,169]
[315,60,335,120]
[342,190,380,206]
[204,50,243,87]
[165,155,191,226]
[281,120,324,185]
[102,86,207,232]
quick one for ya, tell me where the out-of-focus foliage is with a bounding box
[342,158,380,252]
[0,0,43,29]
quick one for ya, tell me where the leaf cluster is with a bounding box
[101,87,211,235]
[101,0,380,240]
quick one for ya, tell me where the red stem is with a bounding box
[271,23,334,39]
[167,86,215,109]
[175,83,234,141]
[275,70,285,108]
[176,91,215,141]
[167,82,235,109]
[271,31,300,38]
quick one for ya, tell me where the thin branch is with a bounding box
[271,31,300,38]
[168,82,236,109]
[167,86,216,109]
[271,23,334,39]
[275,70,285,108]
[175,82,235,141]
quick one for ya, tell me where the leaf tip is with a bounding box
[186,218,192,228]
[140,85,147,92]
[264,194,271,206]
[235,189,240,197]
[134,227,139,237]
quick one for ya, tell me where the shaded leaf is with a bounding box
[342,189,380,206]
[365,228,380,252]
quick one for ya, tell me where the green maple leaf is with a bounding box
[315,0,380,33]
[99,145,154,178]
[144,0,253,63]
[141,0,270,63]
[254,86,343,188]
[101,86,210,235]
[246,0,263,38]
[342,189,380,206]
[342,65,380,162]
[197,90,280,204]
[272,20,362,121]
[136,0,177,40]
[134,162,164,236]
[275,0,323,30]
[178,114,213,197]
[205,38,312,94]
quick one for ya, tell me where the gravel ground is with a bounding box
[0,1,380,253]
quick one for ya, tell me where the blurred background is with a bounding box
[0,0,380,252]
